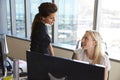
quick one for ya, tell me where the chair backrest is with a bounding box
[72,40,81,59]
[0,34,8,77]
[0,34,9,54]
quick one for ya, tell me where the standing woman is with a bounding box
[73,30,111,80]
[30,2,57,56]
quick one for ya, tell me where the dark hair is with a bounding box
[38,2,57,17]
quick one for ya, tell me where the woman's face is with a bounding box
[42,13,56,25]
[81,32,96,50]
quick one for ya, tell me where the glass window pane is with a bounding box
[55,0,94,46]
[99,0,120,58]
[15,0,25,38]
[6,0,11,35]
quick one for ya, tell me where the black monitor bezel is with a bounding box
[26,51,105,80]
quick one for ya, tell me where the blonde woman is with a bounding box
[73,30,111,80]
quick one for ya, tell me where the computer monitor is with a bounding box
[26,51,105,80]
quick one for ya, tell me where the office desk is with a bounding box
[19,76,27,80]
[0,72,27,80]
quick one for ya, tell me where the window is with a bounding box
[55,0,95,46]
[15,0,25,38]
[6,0,11,35]
[5,0,120,60]
[98,0,120,58]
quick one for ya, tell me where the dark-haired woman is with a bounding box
[30,2,57,56]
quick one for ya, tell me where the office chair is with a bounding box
[72,40,110,80]
[0,34,27,78]
[0,34,9,77]
[72,40,81,59]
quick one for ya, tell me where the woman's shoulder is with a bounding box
[102,52,109,60]
[35,22,44,27]
[33,22,45,30]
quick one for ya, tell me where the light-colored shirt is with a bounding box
[74,48,111,71]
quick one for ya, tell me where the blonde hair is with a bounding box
[85,30,103,64]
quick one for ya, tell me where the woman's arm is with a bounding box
[72,52,80,60]
[104,67,108,80]
[48,43,54,56]
[103,53,111,80]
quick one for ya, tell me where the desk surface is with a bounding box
[19,76,27,80]
[0,72,28,80]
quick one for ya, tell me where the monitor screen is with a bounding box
[26,51,105,80]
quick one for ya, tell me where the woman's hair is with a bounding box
[38,2,57,17]
[85,30,103,64]
[30,13,40,38]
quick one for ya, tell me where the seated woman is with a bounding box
[73,30,111,80]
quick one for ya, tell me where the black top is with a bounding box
[30,22,51,55]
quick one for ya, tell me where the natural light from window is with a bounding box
[99,0,120,60]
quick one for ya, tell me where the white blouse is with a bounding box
[74,48,111,71]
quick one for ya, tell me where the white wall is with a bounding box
[6,36,120,80]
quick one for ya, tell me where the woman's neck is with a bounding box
[86,49,94,60]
